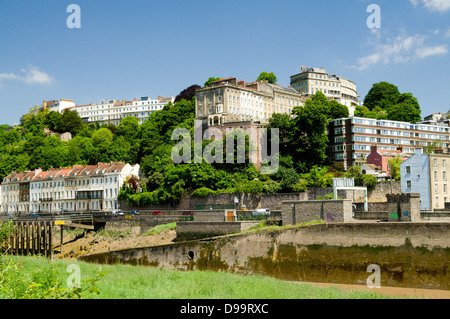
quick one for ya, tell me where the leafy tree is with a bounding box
[328,100,349,119]
[257,72,277,84]
[279,168,300,192]
[56,109,85,135]
[362,82,421,123]
[174,84,201,103]
[387,93,421,123]
[204,77,221,87]
[290,96,329,173]
[388,156,404,181]
[364,82,401,111]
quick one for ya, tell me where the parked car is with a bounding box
[30,214,39,217]
[181,211,193,216]
[152,211,162,215]
[112,210,124,216]
[130,210,141,215]
[251,209,271,217]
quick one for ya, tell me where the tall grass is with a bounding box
[8,256,399,299]
[142,222,176,236]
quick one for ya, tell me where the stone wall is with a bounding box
[176,221,260,241]
[80,222,450,290]
[282,199,353,225]
[105,216,178,233]
[119,181,402,212]
[386,193,421,222]
[194,210,227,222]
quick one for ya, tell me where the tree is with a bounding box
[257,72,277,84]
[174,84,201,103]
[387,93,421,123]
[56,109,85,136]
[364,82,401,111]
[328,100,349,119]
[290,95,330,173]
[204,77,221,87]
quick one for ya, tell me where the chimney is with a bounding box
[43,101,47,110]
[397,146,404,152]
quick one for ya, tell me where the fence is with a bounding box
[4,221,55,259]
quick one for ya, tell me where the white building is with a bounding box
[41,99,76,113]
[195,77,304,126]
[1,162,140,215]
[290,66,360,116]
[69,96,174,126]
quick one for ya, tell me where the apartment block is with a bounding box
[41,99,76,113]
[41,96,174,126]
[1,162,140,215]
[290,66,360,115]
[401,149,450,211]
[69,96,174,126]
[328,117,450,170]
[195,77,304,126]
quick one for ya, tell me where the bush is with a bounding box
[292,179,308,192]
[191,187,216,198]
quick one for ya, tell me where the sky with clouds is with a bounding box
[0,0,449,125]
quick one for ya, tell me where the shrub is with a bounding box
[191,187,216,198]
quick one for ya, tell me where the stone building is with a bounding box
[290,66,359,115]
[195,77,304,126]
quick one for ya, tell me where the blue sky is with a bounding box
[0,0,449,125]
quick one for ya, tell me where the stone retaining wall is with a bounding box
[80,222,450,290]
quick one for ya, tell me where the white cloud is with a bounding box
[410,0,450,12]
[415,45,448,58]
[0,65,53,86]
[353,31,448,70]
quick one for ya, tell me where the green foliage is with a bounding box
[257,72,277,84]
[204,77,221,87]
[0,221,15,248]
[362,174,378,191]
[191,187,216,198]
[0,256,103,299]
[317,193,341,200]
[388,156,404,181]
[142,222,176,236]
[362,82,421,123]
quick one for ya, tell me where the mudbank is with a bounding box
[79,222,450,290]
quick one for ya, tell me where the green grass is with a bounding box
[6,256,401,299]
[245,220,325,234]
[142,222,176,236]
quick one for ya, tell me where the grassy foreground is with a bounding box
[3,256,399,299]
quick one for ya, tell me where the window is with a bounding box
[406,166,411,174]
[443,160,447,167]
[434,159,437,167]
[444,171,447,181]
[434,171,438,181]
[406,180,412,189]
[445,184,447,194]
